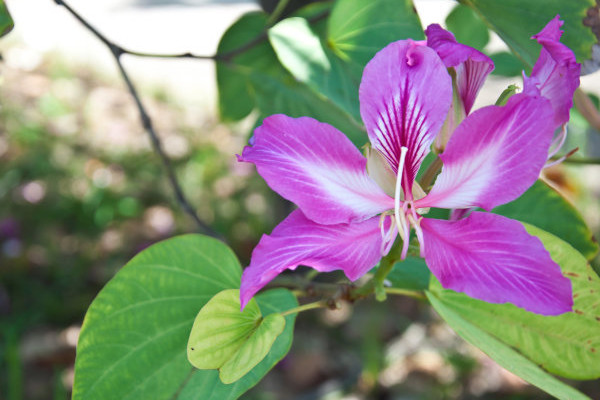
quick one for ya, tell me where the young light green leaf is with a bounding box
[460,0,597,68]
[445,4,490,50]
[493,180,599,260]
[187,289,262,370]
[219,312,285,384]
[187,289,287,384]
[430,224,600,380]
[427,292,590,400]
[0,0,13,37]
[176,289,298,400]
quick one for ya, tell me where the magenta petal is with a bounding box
[421,212,573,315]
[359,40,452,194]
[425,24,494,115]
[523,16,580,127]
[415,93,554,211]
[240,210,386,308]
[240,115,394,225]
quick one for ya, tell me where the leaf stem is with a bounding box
[267,0,291,26]
[419,157,443,190]
[384,287,426,300]
[281,300,327,316]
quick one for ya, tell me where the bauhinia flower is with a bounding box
[238,16,579,315]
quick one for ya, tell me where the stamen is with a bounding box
[394,147,409,244]
[408,210,425,258]
[545,147,579,168]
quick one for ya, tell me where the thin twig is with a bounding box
[52,1,329,63]
[54,0,221,238]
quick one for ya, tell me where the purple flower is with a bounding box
[238,17,578,315]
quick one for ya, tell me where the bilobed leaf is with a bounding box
[430,224,600,380]
[328,0,424,69]
[187,289,263,370]
[427,292,590,400]
[187,289,287,384]
[219,311,285,384]
[73,235,298,400]
[460,0,597,67]
[493,180,599,260]
[445,4,489,50]
[0,0,13,37]
[176,289,298,400]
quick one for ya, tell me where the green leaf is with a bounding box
[217,11,367,146]
[445,4,490,50]
[176,289,298,400]
[250,70,367,146]
[430,224,600,380]
[490,51,524,77]
[328,0,424,69]
[427,292,590,400]
[187,289,262,370]
[460,0,597,66]
[493,180,599,260]
[387,256,430,290]
[187,289,286,384]
[216,12,274,121]
[73,235,297,400]
[269,17,360,119]
[0,0,13,37]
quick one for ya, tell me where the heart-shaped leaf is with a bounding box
[187,289,286,384]
[73,235,297,400]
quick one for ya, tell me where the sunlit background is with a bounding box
[1,0,599,398]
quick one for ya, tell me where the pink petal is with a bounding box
[359,40,452,197]
[415,93,554,211]
[240,210,386,308]
[523,16,580,127]
[425,24,494,115]
[239,115,394,225]
[421,212,573,316]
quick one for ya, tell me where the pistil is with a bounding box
[394,147,410,258]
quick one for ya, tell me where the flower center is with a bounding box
[387,146,426,259]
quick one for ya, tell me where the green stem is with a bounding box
[384,287,426,300]
[419,157,443,190]
[281,300,326,316]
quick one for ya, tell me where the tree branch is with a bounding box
[54,0,221,239]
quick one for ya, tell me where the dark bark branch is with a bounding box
[54,0,222,239]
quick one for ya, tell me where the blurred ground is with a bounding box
[1,1,600,399]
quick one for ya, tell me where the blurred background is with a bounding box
[1,0,599,399]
